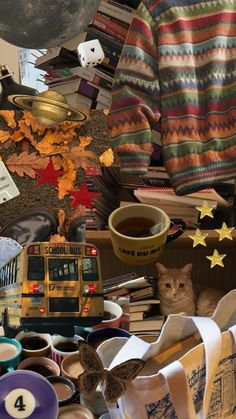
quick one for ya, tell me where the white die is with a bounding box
[77,39,105,68]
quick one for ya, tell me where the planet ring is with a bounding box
[8,94,88,122]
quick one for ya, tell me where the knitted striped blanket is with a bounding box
[107,0,236,194]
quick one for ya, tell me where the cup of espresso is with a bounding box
[0,337,22,372]
[51,335,84,366]
[108,204,185,264]
[17,356,60,378]
[15,331,52,358]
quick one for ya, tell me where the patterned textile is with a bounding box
[107,0,236,194]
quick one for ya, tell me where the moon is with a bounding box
[0,0,101,48]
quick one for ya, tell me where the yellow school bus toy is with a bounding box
[0,242,104,336]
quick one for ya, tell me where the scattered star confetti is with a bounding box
[188,229,208,247]
[206,249,226,268]
[196,200,216,219]
[215,222,235,241]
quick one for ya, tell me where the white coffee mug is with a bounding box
[51,335,84,366]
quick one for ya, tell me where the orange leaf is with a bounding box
[18,119,36,144]
[99,148,114,167]
[49,234,67,243]
[35,130,70,155]
[23,111,46,135]
[11,129,25,143]
[57,209,66,234]
[79,136,93,149]
[0,130,11,143]
[0,111,17,129]
[6,151,49,178]
[57,159,76,200]
[102,108,109,116]
[63,147,99,170]
[51,155,64,170]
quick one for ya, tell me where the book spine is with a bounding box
[97,10,130,29]
[102,0,134,14]
[99,3,133,24]
[129,287,156,302]
[77,79,111,106]
[87,27,123,54]
[90,17,127,43]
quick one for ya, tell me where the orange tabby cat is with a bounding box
[156,263,224,317]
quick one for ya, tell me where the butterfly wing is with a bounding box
[78,371,103,395]
[78,341,103,372]
[111,359,145,382]
[104,371,126,404]
[103,359,145,404]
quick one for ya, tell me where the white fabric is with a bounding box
[97,290,236,419]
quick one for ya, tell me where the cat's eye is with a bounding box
[179,283,185,288]
[165,283,171,288]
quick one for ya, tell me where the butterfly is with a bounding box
[77,342,145,404]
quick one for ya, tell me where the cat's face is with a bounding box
[156,263,193,301]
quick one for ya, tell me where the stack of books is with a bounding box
[102,272,165,336]
[35,0,137,110]
[134,186,229,227]
[129,299,165,336]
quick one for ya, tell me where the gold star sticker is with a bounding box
[189,229,208,247]
[196,200,216,219]
[206,249,226,268]
[215,222,235,241]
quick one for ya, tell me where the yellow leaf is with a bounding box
[99,148,114,166]
[57,209,66,234]
[6,151,49,178]
[35,130,69,155]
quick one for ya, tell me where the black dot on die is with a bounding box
[83,57,85,61]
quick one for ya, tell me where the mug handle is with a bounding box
[166,219,186,243]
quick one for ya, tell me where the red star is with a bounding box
[34,160,64,187]
[69,182,101,209]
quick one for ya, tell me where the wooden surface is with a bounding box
[86,230,236,291]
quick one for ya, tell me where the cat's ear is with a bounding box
[182,263,192,275]
[156,263,168,275]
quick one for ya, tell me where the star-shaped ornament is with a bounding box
[206,249,226,268]
[34,160,64,187]
[69,182,101,209]
[188,229,208,247]
[215,222,234,241]
[196,200,216,219]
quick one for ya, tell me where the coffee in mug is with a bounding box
[21,336,49,351]
[24,363,55,377]
[54,341,78,353]
[0,342,18,360]
[0,337,22,372]
[108,204,185,265]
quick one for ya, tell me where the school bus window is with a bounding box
[48,259,78,281]
[28,256,45,280]
[82,257,98,281]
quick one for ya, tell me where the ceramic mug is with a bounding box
[60,353,84,385]
[87,327,131,349]
[0,337,22,372]
[95,300,123,329]
[108,203,185,264]
[47,375,77,406]
[17,356,60,378]
[51,335,84,366]
[15,331,52,358]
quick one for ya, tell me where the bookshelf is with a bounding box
[86,230,236,292]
